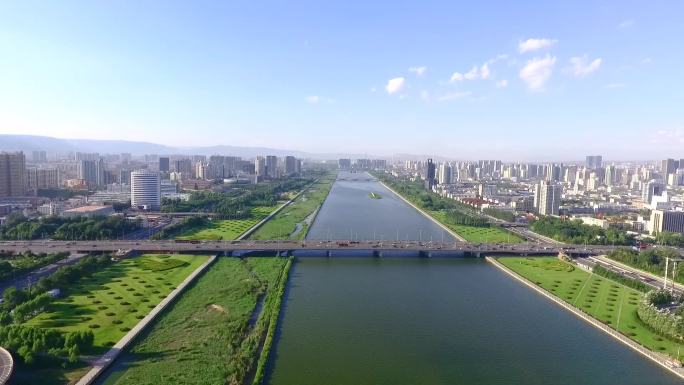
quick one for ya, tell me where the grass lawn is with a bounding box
[26,254,209,353]
[498,257,684,360]
[430,211,523,243]
[102,257,289,385]
[249,176,334,240]
[176,206,277,240]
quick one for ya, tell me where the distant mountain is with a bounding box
[0,134,384,160]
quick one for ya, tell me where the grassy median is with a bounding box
[175,206,277,240]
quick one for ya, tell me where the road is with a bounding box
[0,239,663,257]
[591,255,684,295]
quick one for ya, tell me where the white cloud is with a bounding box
[566,55,602,77]
[495,79,508,88]
[651,128,684,145]
[464,66,479,80]
[618,19,635,29]
[480,63,490,80]
[420,90,429,101]
[518,38,557,53]
[436,91,471,101]
[409,66,427,76]
[641,57,652,64]
[385,77,405,94]
[306,96,320,104]
[370,87,377,92]
[450,72,464,82]
[519,55,556,90]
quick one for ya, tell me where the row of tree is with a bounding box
[0,251,69,281]
[374,173,491,227]
[0,325,94,365]
[0,215,140,240]
[161,178,312,217]
[636,290,684,343]
[530,216,633,245]
[1,255,112,325]
[592,265,651,292]
[483,208,516,222]
[152,216,209,240]
[606,248,683,283]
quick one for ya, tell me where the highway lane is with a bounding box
[0,252,87,294]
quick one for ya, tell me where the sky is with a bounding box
[0,0,683,160]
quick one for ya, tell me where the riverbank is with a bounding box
[376,178,467,242]
[486,256,684,380]
[249,174,335,240]
[75,254,217,385]
[94,257,289,385]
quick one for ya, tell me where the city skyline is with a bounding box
[1,1,683,159]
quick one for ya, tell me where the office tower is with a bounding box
[96,158,106,186]
[338,159,351,170]
[130,170,161,210]
[0,152,26,197]
[585,155,603,170]
[642,180,664,205]
[371,159,387,170]
[535,181,561,216]
[32,150,47,163]
[437,163,452,185]
[661,158,677,177]
[266,156,278,178]
[650,210,684,235]
[159,157,170,172]
[604,165,616,186]
[284,156,297,175]
[255,157,266,178]
[424,159,436,189]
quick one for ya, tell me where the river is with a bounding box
[265,171,681,385]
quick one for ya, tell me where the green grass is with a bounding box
[176,206,277,240]
[430,211,523,243]
[368,192,382,199]
[104,257,289,385]
[26,254,208,353]
[249,175,335,240]
[498,257,684,359]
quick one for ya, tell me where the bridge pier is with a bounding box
[326,250,331,258]
[373,250,382,258]
[418,250,431,258]
[224,250,233,257]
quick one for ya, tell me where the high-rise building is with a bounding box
[585,155,603,170]
[255,157,266,178]
[266,156,278,178]
[642,180,664,205]
[284,156,297,175]
[78,160,97,185]
[437,163,452,185]
[32,150,47,163]
[0,152,26,197]
[424,159,436,190]
[604,165,616,186]
[535,181,561,216]
[159,157,170,172]
[661,158,678,178]
[130,170,161,210]
[25,168,59,190]
[174,159,193,177]
[338,159,351,170]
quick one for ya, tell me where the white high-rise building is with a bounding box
[535,181,561,216]
[437,163,452,185]
[255,157,266,178]
[131,170,161,210]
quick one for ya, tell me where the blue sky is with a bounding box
[0,0,682,160]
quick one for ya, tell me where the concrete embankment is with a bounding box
[76,255,217,385]
[375,179,467,242]
[485,256,684,381]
